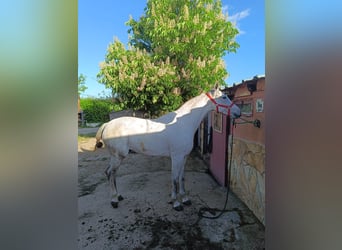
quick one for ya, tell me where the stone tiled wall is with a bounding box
[230,138,265,225]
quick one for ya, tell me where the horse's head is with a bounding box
[206,86,241,119]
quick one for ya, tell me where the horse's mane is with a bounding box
[175,89,218,115]
[154,89,217,124]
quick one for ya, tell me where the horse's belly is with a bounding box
[129,137,169,156]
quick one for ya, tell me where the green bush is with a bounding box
[80,98,119,123]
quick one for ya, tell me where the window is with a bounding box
[236,100,253,116]
[256,98,264,112]
[213,112,222,133]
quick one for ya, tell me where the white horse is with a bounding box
[94,85,241,211]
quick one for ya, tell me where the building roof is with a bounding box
[233,74,265,86]
[223,75,265,99]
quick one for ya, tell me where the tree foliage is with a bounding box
[78,73,88,96]
[98,0,239,116]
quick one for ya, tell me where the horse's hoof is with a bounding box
[111,201,118,208]
[182,199,192,206]
[118,195,124,201]
[173,204,183,211]
[174,205,183,211]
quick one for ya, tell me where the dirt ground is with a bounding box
[78,134,265,249]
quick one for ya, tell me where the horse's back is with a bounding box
[105,116,147,135]
[102,116,170,156]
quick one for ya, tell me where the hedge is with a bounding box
[80,98,119,123]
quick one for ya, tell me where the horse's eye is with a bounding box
[222,96,227,99]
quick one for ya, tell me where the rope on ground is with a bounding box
[196,118,236,221]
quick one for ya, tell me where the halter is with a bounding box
[206,92,235,116]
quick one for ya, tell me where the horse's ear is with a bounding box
[214,83,219,90]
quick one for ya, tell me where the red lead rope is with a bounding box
[206,93,235,116]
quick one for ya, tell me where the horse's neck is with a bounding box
[175,94,208,115]
[174,94,213,132]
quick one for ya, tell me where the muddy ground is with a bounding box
[78,134,265,249]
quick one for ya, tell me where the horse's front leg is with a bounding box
[171,175,183,211]
[171,155,187,211]
[179,164,191,206]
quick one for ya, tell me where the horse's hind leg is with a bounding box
[108,155,123,208]
[104,165,111,180]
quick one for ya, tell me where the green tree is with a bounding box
[98,0,239,116]
[78,73,88,96]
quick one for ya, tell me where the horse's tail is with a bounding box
[94,122,107,151]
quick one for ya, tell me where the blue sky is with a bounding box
[78,0,264,98]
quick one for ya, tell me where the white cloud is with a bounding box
[228,9,250,22]
[227,8,251,35]
[222,5,229,14]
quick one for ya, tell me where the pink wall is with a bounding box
[231,78,265,145]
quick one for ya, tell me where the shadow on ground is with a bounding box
[78,135,265,249]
